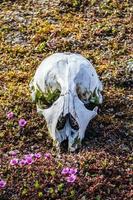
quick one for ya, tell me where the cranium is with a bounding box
[30,53,103,151]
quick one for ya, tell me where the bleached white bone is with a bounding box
[30,53,103,151]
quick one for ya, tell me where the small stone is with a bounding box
[100,124,104,128]
[115,112,124,117]
[120,144,129,152]
[16,132,20,137]
[81,196,86,200]
[37,132,43,138]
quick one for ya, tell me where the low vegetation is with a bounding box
[0,0,132,199]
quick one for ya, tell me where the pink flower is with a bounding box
[26,158,33,165]
[19,159,27,166]
[69,168,78,175]
[44,153,51,159]
[19,119,27,127]
[7,112,14,119]
[24,155,33,165]
[61,167,70,175]
[24,154,34,159]
[0,179,6,189]
[10,158,19,166]
[28,153,34,158]
[66,174,77,183]
[34,152,41,159]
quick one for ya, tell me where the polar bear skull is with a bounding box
[30,53,103,151]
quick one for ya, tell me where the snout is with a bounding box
[56,113,80,152]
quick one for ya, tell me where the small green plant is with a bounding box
[21,188,28,196]
[38,191,43,198]
[72,0,81,7]
[57,183,64,192]
[35,84,61,108]
[90,88,101,105]
[69,189,76,198]
[50,170,56,177]
[49,187,54,194]
[37,42,46,52]
[34,180,40,189]
[101,159,108,168]
[95,195,101,200]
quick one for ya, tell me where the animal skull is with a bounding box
[30,53,103,151]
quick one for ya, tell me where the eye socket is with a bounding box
[76,85,100,110]
[35,84,61,109]
[84,102,96,111]
[76,84,91,104]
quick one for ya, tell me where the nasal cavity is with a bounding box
[68,113,79,130]
[56,113,79,131]
[56,114,67,130]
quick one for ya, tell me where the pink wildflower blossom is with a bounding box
[7,112,14,119]
[19,119,27,127]
[24,154,34,159]
[19,159,27,166]
[10,158,19,166]
[0,179,6,189]
[61,167,70,175]
[69,168,78,175]
[34,152,42,159]
[24,155,33,165]
[66,174,77,183]
[44,153,51,159]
